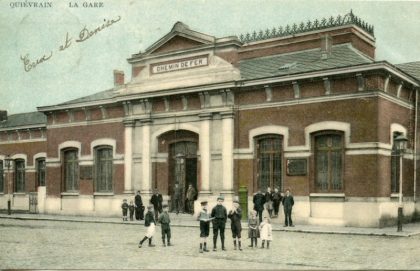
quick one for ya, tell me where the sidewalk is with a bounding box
[1,212,420,237]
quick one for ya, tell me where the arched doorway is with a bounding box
[169,141,198,212]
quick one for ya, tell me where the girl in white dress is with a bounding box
[259,216,272,249]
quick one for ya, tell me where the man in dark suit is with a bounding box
[150,189,163,222]
[134,190,144,220]
[282,189,294,227]
[253,189,265,223]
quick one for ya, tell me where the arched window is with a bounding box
[314,132,344,192]
[0,161,3,193]
[391,132,402,193]
[63,149,79,192]
[95,146,113,192]
[36,158,46,187]
[14,159,25,192]
[255,135,283,191]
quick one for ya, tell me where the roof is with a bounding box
[57,88,115,106]
[0,112,46,129]
[396,61,420,81]
[239,44,373,80]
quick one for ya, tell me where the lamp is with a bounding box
[4,155,13,215]
[394,134,408,232]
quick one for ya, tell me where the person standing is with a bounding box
[151,189,163,222]
[121,199,129,221]
[253,190,265,223]
[197,201,213,253]
[128,200,135,221]
[138,205,156,248]
[228,200,242,251]
[265,187,274,218]
[282,189,294,227]
[158,203,172,246]
[248,210,259,248]
[211,195,227,251]
[134,190,144,220]
[271,188,283,218]
[259,216,273,249]
[186,184,197,215]
[173,183,182,214]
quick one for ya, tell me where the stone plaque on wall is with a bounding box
[287,159,307,176]
[80,166,93,180]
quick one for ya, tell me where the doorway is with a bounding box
[169,141,198,212]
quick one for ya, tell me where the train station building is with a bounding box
[1,11,420,227]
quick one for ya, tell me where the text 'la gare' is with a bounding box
[69,2,104,8]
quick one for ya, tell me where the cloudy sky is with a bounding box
[1,0,420,114]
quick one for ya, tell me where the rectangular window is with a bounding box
[256,135,283,191]
[95,147,113,192]
[391,132,401,193]
[36,159,46,186]
[15,160,25,193]
[315,133,343,192]
[0,161,3,193]
[64,150,78,192]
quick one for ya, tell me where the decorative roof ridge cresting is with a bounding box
[237,10,374,43]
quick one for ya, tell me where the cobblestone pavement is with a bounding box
[1,218,419,270]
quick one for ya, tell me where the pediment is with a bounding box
[144,22,215,55]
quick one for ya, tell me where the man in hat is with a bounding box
[134,190,144,220]
[253,189,265,223]
[228,199,242,251]
[282,189,295,227]
[197,200,213,253]
[158,203,172,246]
[138,205,156,248]
[150,189,163,221]
[173,183,182,214]
[211,195,228,251]
[186,184,197,215]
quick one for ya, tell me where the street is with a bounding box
[0,218,419,269]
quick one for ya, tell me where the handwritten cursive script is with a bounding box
[20,16,121,72]
[20,52,53,72]
[76,16,121,43]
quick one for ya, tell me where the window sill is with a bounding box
[310,193,345,198]
[94,192,114,196]
[61,192,79,196]
[390,193,401,198]
[13,192,27,196]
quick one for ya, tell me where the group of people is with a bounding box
[121,190,146,221]
[253,188,295,227]
[133,188,294,252]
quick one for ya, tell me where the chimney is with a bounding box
[321,34,332,60]
[0,110,7,122]
[113,70,124,86]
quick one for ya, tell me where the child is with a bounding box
[248,210,259,248]
[228,200,242,251]
[158,203,171,246]
[121,199,129,221]
[259,216,272,249]
[138,205,156,248]
[197,200,213,253]
[128,200,135,221]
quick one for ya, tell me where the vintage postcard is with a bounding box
[1,0,420,269]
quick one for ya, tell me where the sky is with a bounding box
[1,0,420,115]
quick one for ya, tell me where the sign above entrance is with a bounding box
[150,55,209,74]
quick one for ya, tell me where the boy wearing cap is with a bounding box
[138,205,156,248]
[211,195,228,251]
[197,200,213,253]
[158,203,172,246]
[228,200,243,251]
[121,199,129,221]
